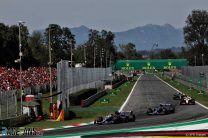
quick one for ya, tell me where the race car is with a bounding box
[94,111,136,125]
[180,96,195,105]
[173,93,185,100]
[146,103,175,115]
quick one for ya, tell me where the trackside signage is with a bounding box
[142,62,155,70]
[163,61,176,69]
[121,63,134,70]
[114,59,188,70]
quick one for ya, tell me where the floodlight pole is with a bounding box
[151,43,158,59]
[18,21,25,115]
[48,25,53,104]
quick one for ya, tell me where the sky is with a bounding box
[0,0,208,32]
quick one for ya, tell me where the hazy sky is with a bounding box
[0,0,208,32]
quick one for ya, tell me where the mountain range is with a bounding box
[70,24,184,50]
[38,24,184,50]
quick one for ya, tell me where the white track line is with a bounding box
[155,75,208,110]
[119,75,143,112]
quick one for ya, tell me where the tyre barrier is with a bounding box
[81,90,107,107]
[0,114,30,127]
[112,79,126,89]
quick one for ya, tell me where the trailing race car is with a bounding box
[146,103,175,115]
[94,111,136,125]
[180,96,195,105]
[173,93,185,100]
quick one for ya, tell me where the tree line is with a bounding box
[0,9,207,69]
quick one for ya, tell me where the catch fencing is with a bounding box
[164,66,208,91]
[0,90,17,120]
[57,60,112,109]
[180,66,208,88]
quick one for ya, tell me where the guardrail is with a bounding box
[81,90,107,107]
[0,114,30,127]
[112,79,126,89]
[163,72,207,93]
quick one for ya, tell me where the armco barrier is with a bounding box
[0,114,30,127]
[112,79,126,89]
[81,90,107,107]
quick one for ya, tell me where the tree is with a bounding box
[28,31,48,66]
[159,49,177,59]
[119,43,141,60]
[184,10,208,65]
[0,23,9,66]
[44,24,76,65]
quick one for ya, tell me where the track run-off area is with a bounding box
[43,74,208,137]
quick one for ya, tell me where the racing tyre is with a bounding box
[95,116,103,125]
[146,108,153,115]
[163,108,168,114]
[112,116,119,124]
[129,114,136,122]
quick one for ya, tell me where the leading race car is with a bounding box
[173,93,185,100]
[94,111,136,125]
[146,103,175,115]
[180,96,195,105]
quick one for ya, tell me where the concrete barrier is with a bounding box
[81,90,107,107]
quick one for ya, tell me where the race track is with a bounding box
[44,74,208,136]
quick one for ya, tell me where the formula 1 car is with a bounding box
[146,103,175,115]
[180,96,195,105]
[173,93,185,100]
[94,111,136,125]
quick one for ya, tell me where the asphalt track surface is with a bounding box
[44,74,208,136]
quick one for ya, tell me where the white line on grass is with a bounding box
[155,75,208,110]
[119,75,143,112]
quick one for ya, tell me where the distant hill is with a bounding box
[37,24,184,50]
[114,24,184,50]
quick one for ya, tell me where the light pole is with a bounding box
[93,42,96,68]
[201,54,204,66]
[194,56,196,66]
[18,21,25,115]
[105,50,108,68]
[48,25,53,104]
[84,44,87,66]
[151,43,158,59]
[70,38,73,68]
[100,48,104,68]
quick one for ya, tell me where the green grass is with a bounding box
[24,77,138,128]
[41,92,57,115]
[66,77,138,119]
[159,76,208,107]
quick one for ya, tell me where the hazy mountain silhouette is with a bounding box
[38,24,184,50]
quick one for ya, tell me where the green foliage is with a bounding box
[183,10,208,65]
[44,24,76,66]
[76,29,117,67]
[119,43,142,60]
[159,49,177,59]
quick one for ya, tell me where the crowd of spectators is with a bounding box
[0,67,57,91]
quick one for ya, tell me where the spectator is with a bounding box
[0,67,57,91]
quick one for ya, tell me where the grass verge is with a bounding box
[24,76,138,128]
[159,75,208,107]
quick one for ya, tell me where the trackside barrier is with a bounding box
[164,72,207,93]
[0,114,29,127]
[112,79,126,89]
[81,90,107,107]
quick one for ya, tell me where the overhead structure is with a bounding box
[114,59,188,70]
